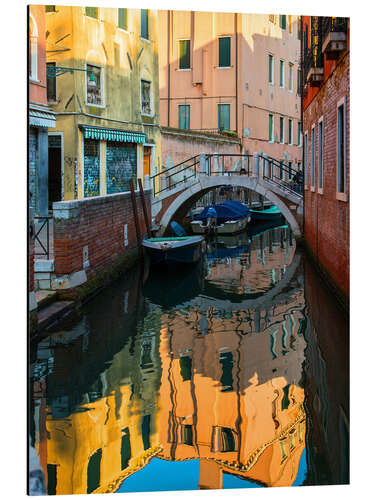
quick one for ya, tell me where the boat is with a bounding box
[249,205,283,221]
[191,200,251,235]
[142,236,205,266]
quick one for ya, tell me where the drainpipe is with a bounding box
[235,13,238,138]
[167,10,171,127]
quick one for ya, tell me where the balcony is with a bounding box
[322,17,348,59]
[303,48,324,87]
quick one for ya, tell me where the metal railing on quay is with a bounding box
[259,155,303,197]
[34,216,53,259]
[322,17,348,41]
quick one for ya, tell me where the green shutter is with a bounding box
[85,7,98,19]
[121,428,131,470]
[219,351,233,391]
[179,356,192,380]
[141,10,149,39]
[218,104,230,131]
[45,6,55,13]
[280,15,286,29]
[183,425,193,445]
[178,105,190,130]
[87,449,102,493]
[142,414,151,450]
[118,8,127,30]
[179,40,190,69]
[280,60,284,87]
[219,37,231,67]
[269,115,273,141]
[268,54,273,83]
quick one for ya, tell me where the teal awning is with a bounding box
[79,125,146,143]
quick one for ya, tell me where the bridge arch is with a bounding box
[158,175,302,237]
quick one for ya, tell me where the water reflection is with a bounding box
[29,224,348,494]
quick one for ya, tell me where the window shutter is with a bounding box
[219,37,231,67]
[118,8,127,30]
[179,40,190,69]
[141,10,149,39]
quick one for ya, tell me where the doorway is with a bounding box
[48,134,62,209]
[143,145,152,177]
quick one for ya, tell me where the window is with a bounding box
[280,60,285,88]
[219,351,233,392]
[142,415,151,450]
[298,122,302,147]
[141,79,152,115]
[280,116,284,144]
[118,8,127,30]
[29,16,38,80]
[297,69,302,95]
[268,54,274,84]
[288,119,293,145]
[269,114,274,142]
[288,161,293,181]
[269,15,276,23]
[179,40,190,69]
[219,37,231,67]
[288,63,294,92]
[86,64,103,106]
[280,15,286,30]
[46,62,57,101]
[85,7,98,19]
[288,15,292,34]
[182,424,193,446]
[141,9,149,39]
[218,104,230,131]
[318,118,324,191]
[87,449,102,493]
[212,426,237,452]
[121,428,131,470]
[303,132,308,186]
[311,125,316,187]
[47,465,57,495]
[337,102,346,194]
[45,6,55,12]
[178,104,190,130]
[179,355,192,380]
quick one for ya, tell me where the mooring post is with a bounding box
[138,178,151,238]
[129,180,142,259]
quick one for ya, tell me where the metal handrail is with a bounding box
[34,216,52,259]
[322,17,348,42]
[259,155,303,198]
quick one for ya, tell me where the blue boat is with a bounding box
[191,200,251,234]
[142,236,205,266]
[249,205,283,221]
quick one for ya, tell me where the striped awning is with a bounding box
[29,110,56,128]
[79,125,146,143]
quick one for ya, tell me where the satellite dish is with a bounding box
[244,128,250,138]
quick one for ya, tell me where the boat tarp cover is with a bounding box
[195,201,250,221]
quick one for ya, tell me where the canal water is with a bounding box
[29,222,349,495]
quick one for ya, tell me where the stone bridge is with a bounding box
[150,153,304,238]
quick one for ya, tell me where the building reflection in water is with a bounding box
[29,224,348,493]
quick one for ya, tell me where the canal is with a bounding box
[29,222,349,494]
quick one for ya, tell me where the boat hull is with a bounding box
[142,236,204,266]
[249,208,283,221]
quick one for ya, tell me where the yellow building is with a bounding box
[45,6,161,201]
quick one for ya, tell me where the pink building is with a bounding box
[158,11,302,171]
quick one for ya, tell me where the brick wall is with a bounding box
[303,51,349,298]
[53,190,151,279]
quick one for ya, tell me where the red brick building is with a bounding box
[302,16,349,304]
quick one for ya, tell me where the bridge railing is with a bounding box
[152,154,201,195]
[205,154,253,176]
[259,155,303,198]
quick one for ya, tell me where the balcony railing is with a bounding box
[322,17,348,41]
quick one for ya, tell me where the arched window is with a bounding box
[29,15,38,81]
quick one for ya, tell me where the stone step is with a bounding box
[35,290,57,310]
[37,301,75,331]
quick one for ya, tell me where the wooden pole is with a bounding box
[138,178,151,238]
[129,180,142,258]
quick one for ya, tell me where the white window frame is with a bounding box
[280,116,284,144]
[218,36,232,69]
[178,103,191,129]
[311,124,316,191]
[29,14,38,82]
[178,39,191,71]
[288,119,293,146]
[304,131,308,189]
[85,63,105,108]
[318,115,324,194]
[140,79,153,117]
[288,63,294,93]
[280,59,285,88]
[268,114,274,143]
[218,103,231,131]
[336,96,348,201]
[298,122,302,147]
[268,54,274,85]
